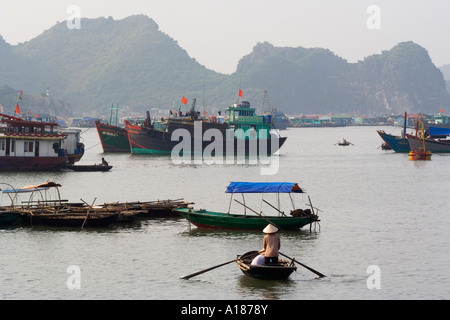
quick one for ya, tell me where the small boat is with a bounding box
[20,211,120,227]
[175,182,320,231]
[236,251,296,280]
[336,138,353,146]
[63,164,113,171]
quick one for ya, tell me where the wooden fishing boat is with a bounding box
[236,251,296,280]
[20,211,119,227]
[175,182,320,231]
[336,138,353,146]
[63,164,113,171]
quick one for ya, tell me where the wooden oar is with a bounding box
[279,252,326,278]
[181,259,237,280]
[181,251,258,280]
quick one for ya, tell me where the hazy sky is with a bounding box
[1,0,449,74]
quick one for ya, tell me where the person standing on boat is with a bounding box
[260,224,280,264]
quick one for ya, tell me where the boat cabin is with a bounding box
[0,114,68,171]
[226,101,272,139]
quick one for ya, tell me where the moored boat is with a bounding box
[0,113,71,171]
[63,164,113,171]
[377,112,410,152]
[126,100,286,156]
[95,120,130,153]
[406,134,450,153]
[175,182,320,231]
[236,251,296,280]
[377,130,410,152]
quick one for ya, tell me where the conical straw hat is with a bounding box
[263,224,278,234]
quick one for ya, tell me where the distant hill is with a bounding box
[0,15,449,117]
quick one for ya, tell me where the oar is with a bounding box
[181,251,259,280]
[279,252,326,278]
[181,259,237,280]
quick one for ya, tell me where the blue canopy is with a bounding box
[429,127,450,137]
[226,182,304,194]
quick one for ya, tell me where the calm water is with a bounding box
[1,125,449,300]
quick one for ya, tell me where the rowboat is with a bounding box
[63,164,113,171]
[236,251,297,280]
[175,182,320,231]
[20,211,119,227]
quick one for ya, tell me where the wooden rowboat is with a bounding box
[236,251,297,280]
[63,164,112,171]
[20,211,119,227]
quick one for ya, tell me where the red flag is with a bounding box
[239,89,243,97]
[15,103,20,115]
[440,109,444,113]
[181,96,188,105]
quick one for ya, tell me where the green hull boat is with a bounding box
[176,182,321,231]
[175,208,315,231]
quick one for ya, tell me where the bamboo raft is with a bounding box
[1,181,194,228]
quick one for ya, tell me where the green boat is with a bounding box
[175,182,320,231]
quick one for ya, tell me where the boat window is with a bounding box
[0,139,4,151]
[24,141,34,153]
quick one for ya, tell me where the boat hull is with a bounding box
[95,121,130,153]
[127,123,286,156]
[20,212,119,227]
[63,164,112,171]
[175,208,314,230]
[237,252,296,280]
[0,211,20,226]
[406,134,450,153]
[0,156,66,172]
[377,130,410,152]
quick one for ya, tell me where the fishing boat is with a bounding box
[236,251,296,280]
[336,138,353,146]
[20,211,119,227]
[175,182,320,231]
[406,134,450,154]
[126,100,286,156]
[95,120,130,153]
[95,104,131,153]
[63,164,113,171]
[0,113,73,171]
[377,112,410,152]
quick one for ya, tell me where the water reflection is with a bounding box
[236,275,298,300]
